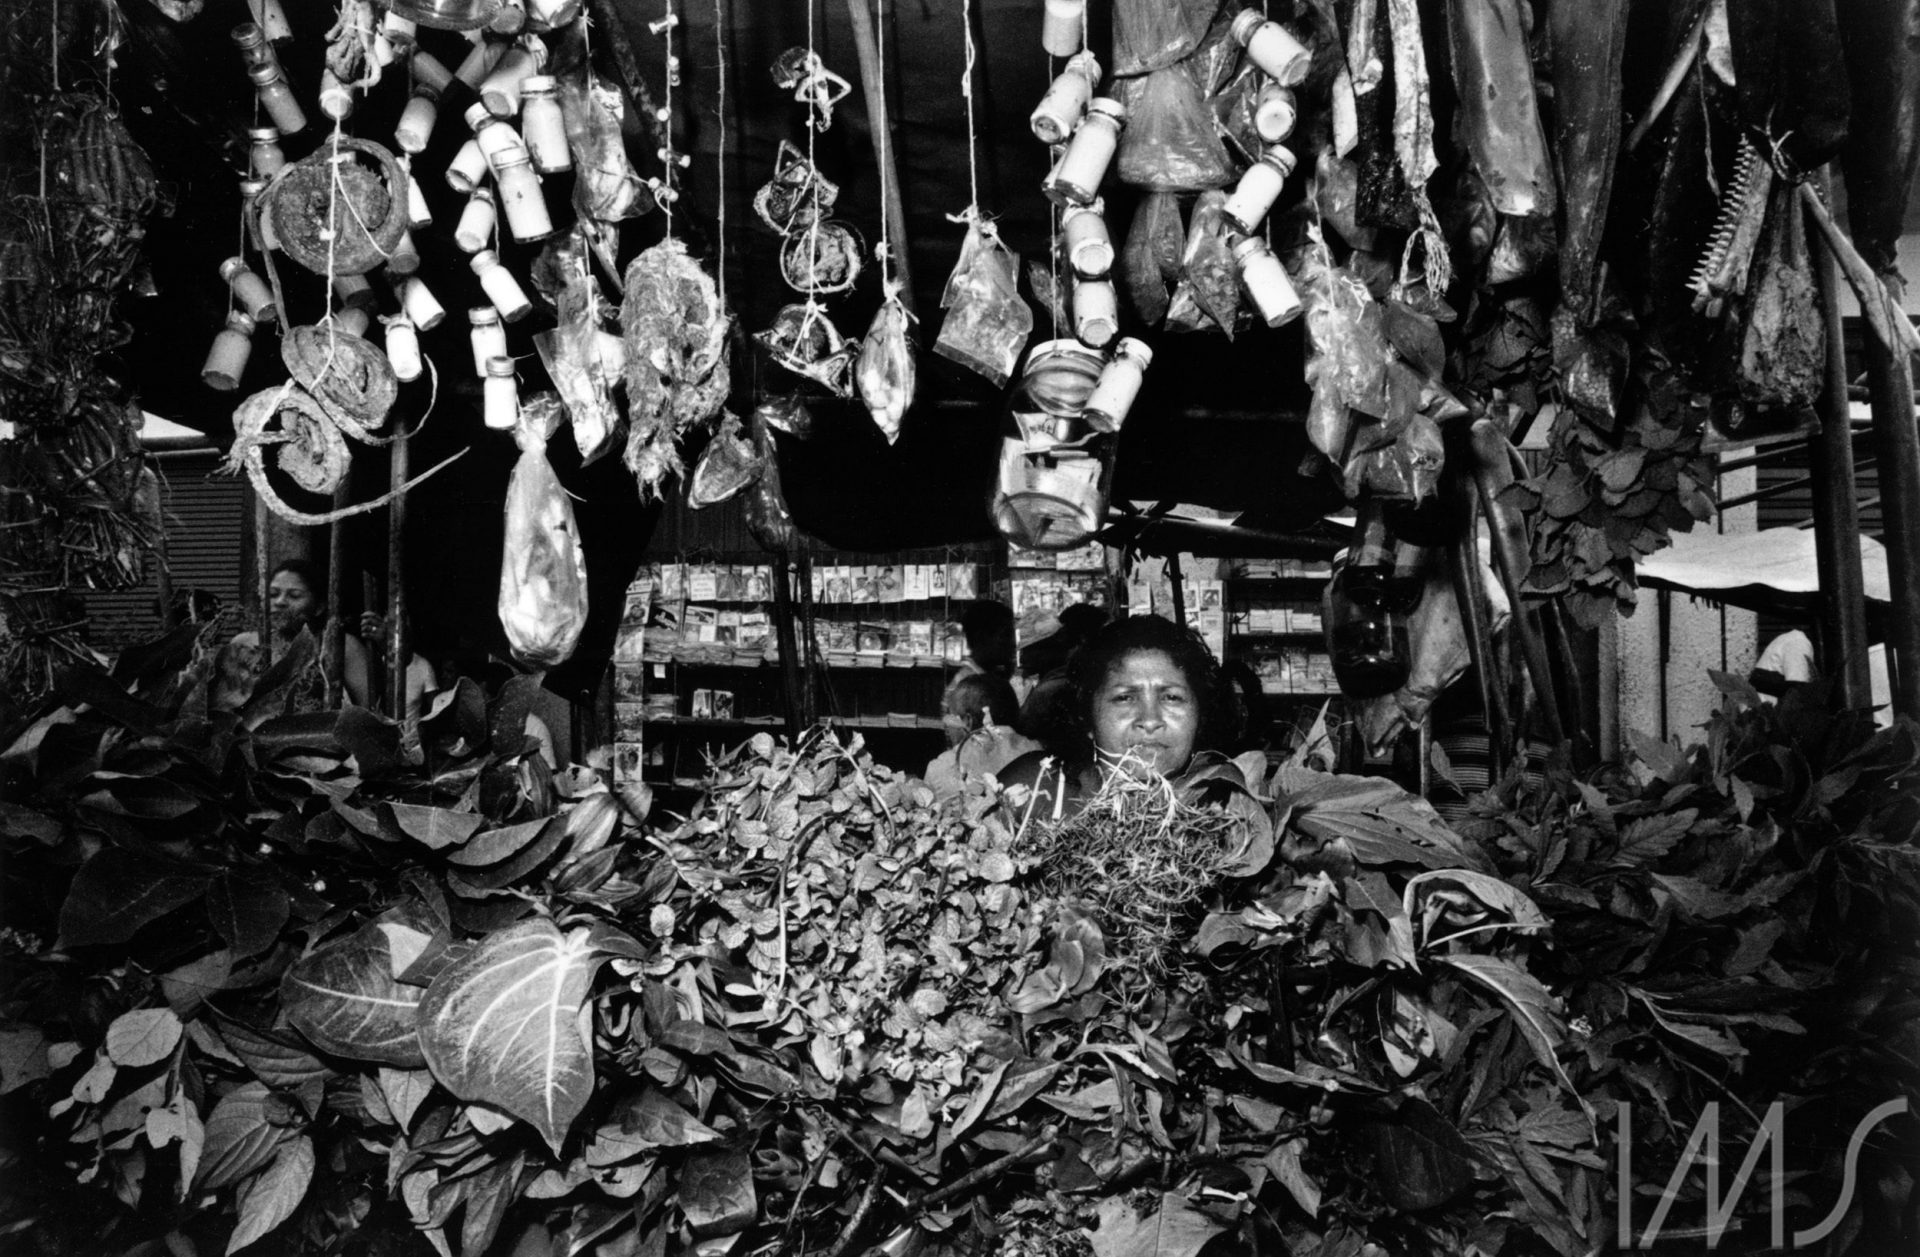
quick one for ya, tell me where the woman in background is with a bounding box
[214,560,371,711]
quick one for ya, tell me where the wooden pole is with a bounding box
[772,553,804,741]
[1468,419,1566,749]
[324,484,348,707]
[255,493,274,667]
[843,0,914,313]
[386,433,409,718]
[1807,176,1874,709]
[1863,282,1920,720]
[362,571,385,714]
[1450,514,1508,778]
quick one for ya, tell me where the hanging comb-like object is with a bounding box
[1690,137,1773,317]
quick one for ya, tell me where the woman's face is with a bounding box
[1091,649,1198,778]
[268,570,318,636]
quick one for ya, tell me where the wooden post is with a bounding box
[796,549,820,726]
[255,493,274,667]
[843,0,914,313]
[772,551,804,740]
[1863,282,1920,720]
[362,571,385,714]
[1807,176,1874,709]
[1468,419,1566,749]
[1450,516,1508,778]
[386,433,409,718]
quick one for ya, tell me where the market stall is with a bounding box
[3,0,1919,1254]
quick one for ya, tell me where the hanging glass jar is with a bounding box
[221,257,275,324]
[469,304,508,375]
[990,339,1118,550]
[519,75,571,172]
[470,250,532,320]
[1044,97,1125,206]
[1061,200,1113,278]
[454,186,497,252]
[1029,50,1100,144]
[1230,10,1312,86]
[201,311,256,391]
[384,315,423,382]
[1323,501,1419,698]
[483,355,520,429]
[248,127,286,179]
[248,62,308,135]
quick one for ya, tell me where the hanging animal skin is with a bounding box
[770,48,851,129]
[756,302,855,397]
[620,238,733,499]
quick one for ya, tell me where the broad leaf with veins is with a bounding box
[416,919,607,1152]
[282,923,426,1066]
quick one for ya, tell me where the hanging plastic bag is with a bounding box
[934,218,1033,387]
[857,285,916,443]
[1299,240,1392,425]
[1120,191,1185,326]
[1116,64,1236,191]
[1346,364,1446,500]
[559,71,651,223]
[1112,0,1217,76]
[688,410,761,507]
[532,228,622,464]
[499,395,588,668]
[1169,189,1241,335]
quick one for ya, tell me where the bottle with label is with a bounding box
[1230,10,1312,86]
[248,62,308,135]
[484,356,520,430]
[491,151,553,241]
[248,127,286,179]
[1062,200,1113,278]
[470,250,532,320]
[1222,145,1296,234]
[469,305,508,375]
[519,75,571,172]
[1232,236,1302,327]
[220,257,275,323]
[1044,97,1125,206]
[454,186,497,252]
[1324,501,1414,698]
[1083,338,1152,433]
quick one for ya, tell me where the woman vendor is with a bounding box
[214,560,372,710]
[1000,614,1239,818]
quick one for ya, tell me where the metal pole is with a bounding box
[386,432,409,718]
[1807,177,1873,709]
[1863,280,1920,720]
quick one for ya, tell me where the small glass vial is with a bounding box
[454,186,497,252]
[1041,0,1086,57]
[446,137,488,192]
[381,10,418,53]
[239,178,277,251]
[492,152,553,241]
[1222,144,1296,234]
[318,68,354,122]
[1030,50,1100,145]
[251,0,292,42]
[202,311,256,391]
[1044,97,1124,207]
[332,306,372,339]
[248,63,308,135]
[1232,236,1302,327]
[490,0,527,36]
[389,229,421,276]
[248,126,286,179]
[395,83,442,155]
[483,355,520,430]
[480,41,544,117]
[1255,82,1297,143]
[1083,337,1152,433]
[466,103,530,174]
[333,271,375,311]
[405,170,433,229]
[470,250,531,321]
[1071,277,1118,349]
[469,305,508,375]
[1230,10,1311,87]
[455,38,506,91]
[519,76,571,172]
[230,22,278,73]
[384,315,423,382]
[411,48,454,95]
[1061,200,1113,278]
[400,276,447,330]
[220,257,275,322]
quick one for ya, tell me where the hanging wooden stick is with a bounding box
[1468,419,1566,749]
[843,0,914,312]
[386,431,409,718]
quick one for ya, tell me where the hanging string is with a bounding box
[874,0,894,286]
[803,0,822,316]
[958,0,979,216]
[662,0,676,234]
[713,0,727,305]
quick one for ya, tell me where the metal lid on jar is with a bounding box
[1229,9,1268,45]
[470,305,502,324]
[1062,198,1106,221]
[1231,235,1275,262]
[466,184,496,203]
[485,355,516,377]
[520,74,555,96]
[1086,97,1127,126]
[230,22,266,48]
[247,126,282,143]
[1260,144,1298,178]
[469,249,501,272]
[1114,337,1153,368]
[247,62,286,85]
[464,101,495,130]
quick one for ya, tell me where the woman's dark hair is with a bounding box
[946,672,1019,731]
[1063,614,1240,763]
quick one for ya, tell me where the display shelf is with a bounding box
[1229,575,1331,596]
[640,715,947,732]
[1229,630,1326,643]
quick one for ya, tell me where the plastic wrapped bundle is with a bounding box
[1115,64,1235,191]
[858,286,916,443]
[934,218,1032,387]
[499,395,588,667]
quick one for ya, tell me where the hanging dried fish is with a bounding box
[620,237,733,498]
[857,285,916,443]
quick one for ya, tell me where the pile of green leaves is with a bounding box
[1,630,1913,1257]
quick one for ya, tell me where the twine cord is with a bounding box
[959,0,979,217]
[805,0,820,298]
[714,0,727,304]
[875,0,893,286]
[662,0,676,233]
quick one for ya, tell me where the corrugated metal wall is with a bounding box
[80,451,248,652]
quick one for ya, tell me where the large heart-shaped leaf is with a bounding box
[58,845,213,948]
[416,919,608,1152]
[384,803,485,851]
[207,870,291,958]
[226,1133,314,1254]
[282,924,426,1066]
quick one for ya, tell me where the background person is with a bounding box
[215,560,371,710]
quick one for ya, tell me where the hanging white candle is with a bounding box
[469,305,508,376]
[383,315,423,382]
[400,276,446,330]
[1041,0,1085,58]
[1084,337,1152,432]
[1255,82,1297,143]
[221,257,275,323]
[405,171,433,229]
[1232,236,1302,327]
[1062,200,1113,278]
[519,75,571,172]
[1044,97,1125,207]
[1030,50,1100,145]
[446,137,488,192]
[470,250,532,321]
[395,83,442,154]
[1222,144,1297,234]
[491,152,553,241]
[332,271,375,311]
[201,311,256,392]
[480,40,544,117]
[1230,10,1311,86]
[483,355,520,430]
[454,186,497,252]
[1072,277,1119,348]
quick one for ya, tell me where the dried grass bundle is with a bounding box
[1029,757,1237,972]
